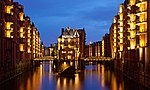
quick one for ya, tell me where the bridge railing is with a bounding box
[34,56,54,60]
[84,57,112,61]
[34,56,113,61]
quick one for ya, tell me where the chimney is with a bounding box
[61,28,64,34]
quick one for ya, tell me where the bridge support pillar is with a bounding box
[77,59,85,70]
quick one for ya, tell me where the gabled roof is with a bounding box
[61,27,80,38]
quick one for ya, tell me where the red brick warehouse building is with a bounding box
[0,0,42,81]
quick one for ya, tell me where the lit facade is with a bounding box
[41,42,45,57]
[85,45,89,58]
[110,0,150,87]
[31,23,41,59]
[0,0,42,75]
[102,34,111,57]
[89,43,95,57]
[85,41,102,58]
[58,27,85,60]
[95,41,102,57]
[85,36,111,59]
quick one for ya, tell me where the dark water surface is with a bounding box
[0,61,147,90]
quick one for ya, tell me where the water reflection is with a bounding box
[0,61,148,90]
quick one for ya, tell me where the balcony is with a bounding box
[127,36,130,40]
[118,30,123,33]
[136,10,147,16]
[136,20,147,25]
[5,5,13,15]
[138,31,147,34]
[127,20,131,24]
[136,0,147,4]
[118,36,123,39]
[136,30,140,35]
[127,28,131,32]
[129,5,139,14]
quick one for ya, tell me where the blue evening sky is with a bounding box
[14,0,124,46]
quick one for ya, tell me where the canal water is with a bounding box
[0,61,147,90]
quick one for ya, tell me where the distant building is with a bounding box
[58,27,85,60]
[85,34,111,59]
[77,29,86,58]
[102,33,111,57]
[45,47,50,56]
[41,42,45,57]
[89,43,95,57]
[85,41,102,58]
[109,23,115,58]
[49,47,54,57]
[95,41,102,57]
[85,45,89,58]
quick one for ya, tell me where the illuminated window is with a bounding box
[119,5,123,13]
[20,27,24,32]
[5,22,13,29]
[120,45,123,51]
[68,51,73,54]
[130,14,136,22]
[114,39,116,43]
[114,30,116,33]
[19,12,24,21]
[27,47,31,53]
[20,33,24,38]
[130,39,136,49]
[114,17,117,23]
[19,44,24,51]
[139,48,143,61]
[68,38,71,42]
[28,30,30,33]
[62,51,66,53]
[140,34,147,47]
[120,33,123,38]
[5,30,12,38]
[5,5,13,14]
[114,34,116,38]
[27,39,30,42]
[140,3,147,12]
[20,27,24,38]
[114,43,117,46]
[130,22,136,29]
[130,31,136,38]
[68,55,71,59]
[139,13,146,22]
[58,38,61,42]
[28,34,30,37]
[120,22,123,26]
[130,0,136,6]
[119,13,123,21]
[120,27,123,32]
[120,39,123,43]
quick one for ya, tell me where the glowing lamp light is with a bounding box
[64,62,66,65]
